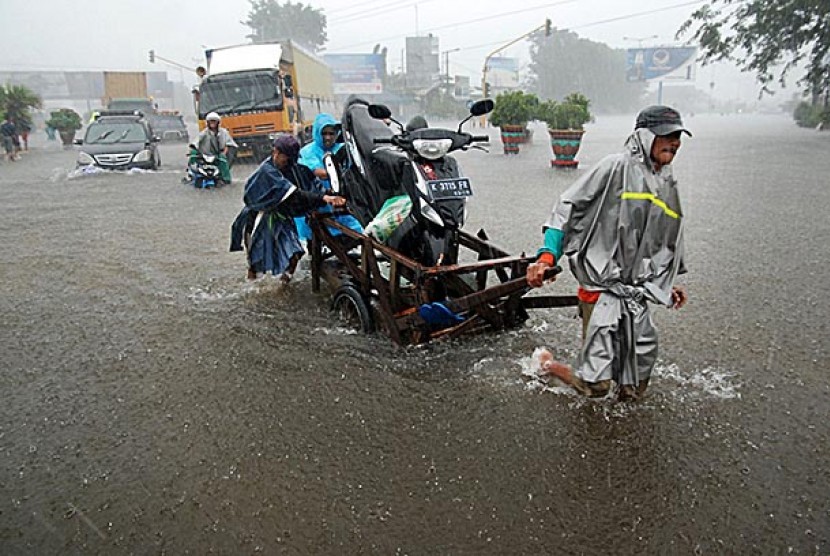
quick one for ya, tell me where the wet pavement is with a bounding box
[1,115,829,554]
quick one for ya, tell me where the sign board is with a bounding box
[626,47,697,82]
[322,53,385,95]
[486,56,519,89]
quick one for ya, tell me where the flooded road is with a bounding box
[1,115,829,554]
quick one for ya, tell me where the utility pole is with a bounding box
[442,48,460,93]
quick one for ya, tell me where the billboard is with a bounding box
[323,53,385,95]
[626,47,697,82]
[486,56,519,89]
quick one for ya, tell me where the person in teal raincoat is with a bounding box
[295,113,364,241]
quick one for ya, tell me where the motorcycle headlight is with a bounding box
[77,151,94,165]
[413,138,452,160]
[133,149,152,162]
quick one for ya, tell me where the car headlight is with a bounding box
[413,138,452,160]
[77,151,94,165]
[133,149,152,162]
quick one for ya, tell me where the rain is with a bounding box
[1,0,829,553]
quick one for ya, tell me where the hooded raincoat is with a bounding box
[296,113,363,240]
[230,157,327,276]
[542,128,686,388]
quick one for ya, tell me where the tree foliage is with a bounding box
[678,1,830,96]
[244,0,327,52]
[528,28,645,114]
[1,84,42,126]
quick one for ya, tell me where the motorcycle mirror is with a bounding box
[457,98,495,132]
[469,99,494,117]
[368,104,392,120]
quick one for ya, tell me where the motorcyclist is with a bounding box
[295,113,363,241]
[192,112,236,184]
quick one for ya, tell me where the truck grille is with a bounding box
[254,123,276,132]
[232,125,253,134]
[94,153,133,166]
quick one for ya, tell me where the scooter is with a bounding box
[185,146,221,189]
[333,98,492,266]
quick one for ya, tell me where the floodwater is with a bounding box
[1,114,829,554]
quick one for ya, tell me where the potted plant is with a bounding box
[45,108,83,147]
[538,93,592,168]
[489,91,538,155]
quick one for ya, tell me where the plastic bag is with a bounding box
[364,194,412,243]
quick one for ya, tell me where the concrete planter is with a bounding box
[548,129,585,168]
[499,124,525,155]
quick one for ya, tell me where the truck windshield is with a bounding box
[199,73,282,117]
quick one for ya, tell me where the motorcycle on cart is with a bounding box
[308,99,577,345]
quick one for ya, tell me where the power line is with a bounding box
[329,0,441,27]
[327,0,577,50]
[328,0,705,53]
[326,0,398,16]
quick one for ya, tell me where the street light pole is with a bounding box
[481,19,551,123]
[442,48,460,92]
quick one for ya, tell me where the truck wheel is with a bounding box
[331,284,374,334]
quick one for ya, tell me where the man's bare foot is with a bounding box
[534,348,575,385]
[541,359,575,385]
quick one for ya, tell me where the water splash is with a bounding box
[654,362,741,400]
[518,347,741,401]
[311,326,359,336]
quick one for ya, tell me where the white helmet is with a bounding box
[206,112,221,123]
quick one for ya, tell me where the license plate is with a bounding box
[426,178,473,200]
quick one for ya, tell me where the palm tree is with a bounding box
[1,84,43,128]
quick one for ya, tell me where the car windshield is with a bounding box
[200,72,282,117]
[152,116,185,130]
[84,122,147,144]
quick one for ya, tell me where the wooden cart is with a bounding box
[309,213,578,346]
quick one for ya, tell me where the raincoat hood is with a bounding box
[311,113,341,152]
[298,113,343,178]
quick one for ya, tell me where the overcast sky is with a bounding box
[0,0,773,101]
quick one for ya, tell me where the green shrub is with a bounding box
[794,101,830,128]
[489,90,539,127]
[537,92,592,130]
[45,108,82,132]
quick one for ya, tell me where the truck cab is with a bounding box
[196,41,336,161]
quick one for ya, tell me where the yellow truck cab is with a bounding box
[196,41,337,161]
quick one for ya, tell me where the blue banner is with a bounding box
[626,47,697,82]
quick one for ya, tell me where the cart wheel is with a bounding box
[331,284,374,334]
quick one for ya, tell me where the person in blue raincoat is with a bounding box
[295,113,364,241]
[230,135,346,281]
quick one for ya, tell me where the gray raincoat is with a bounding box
[544,128,686,387]
[196,127,237,156]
